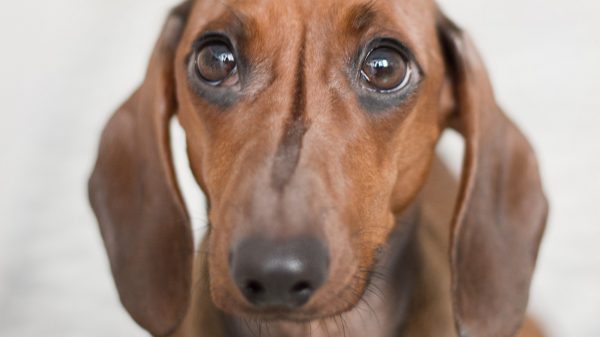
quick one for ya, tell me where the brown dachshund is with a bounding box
[89,1,548,337]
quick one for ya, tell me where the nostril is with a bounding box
[244,280,265,296]
[290,281,312,295]
[289,280,314,306]
[231,236,329,309]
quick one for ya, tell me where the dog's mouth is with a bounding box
[208,244,388,324]
[205,190,392,324]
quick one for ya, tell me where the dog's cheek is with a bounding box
[389,120,441,213]
[342,153,398,271]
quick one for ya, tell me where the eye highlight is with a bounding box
[195,41,239,86]
[360,46,411,92]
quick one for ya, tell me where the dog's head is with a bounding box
[89,1,547,336]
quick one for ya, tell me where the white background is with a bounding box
[0,0,598,336]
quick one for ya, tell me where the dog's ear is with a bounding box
[88,2,193,336]
[437,12,548,337]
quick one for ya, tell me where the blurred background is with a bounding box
[0,0,598,336]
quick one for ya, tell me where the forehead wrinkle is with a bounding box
[187,0,258,44]
[344,0,378,33]
[215,0,245,23]
[337,1,417,56]
[270,26,309,192]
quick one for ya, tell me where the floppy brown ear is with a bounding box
[88,2,193,336]
[437,12,549,337]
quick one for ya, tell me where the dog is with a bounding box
[88,0,549,336]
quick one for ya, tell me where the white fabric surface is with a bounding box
[0,1,598,336]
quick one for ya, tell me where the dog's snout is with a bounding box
[231,236,329,310]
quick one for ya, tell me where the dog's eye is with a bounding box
[360,47,410,92]
[196,42,238,86]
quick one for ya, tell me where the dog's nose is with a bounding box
[231,236,329,309]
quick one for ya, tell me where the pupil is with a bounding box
[371,59,390,70]
[197,43,236,83]
[215,48,234,64]
[362,47,408,91]
[369,58,393,77]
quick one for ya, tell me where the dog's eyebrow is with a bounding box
[345,1,378,33]
[218,1,251,35]
[201,4,254,41]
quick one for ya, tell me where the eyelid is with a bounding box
[365,37,423,76]
[365,38,414,60]
[192,32,235,52]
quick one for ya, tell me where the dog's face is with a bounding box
[89,0,547,336]
[175,0,447,320]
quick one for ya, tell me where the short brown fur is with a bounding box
[89,1,548,337]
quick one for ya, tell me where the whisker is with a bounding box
[242,318,259,337]
[256,320,263,337]
[320,319,332,337]
[332,316,343,337]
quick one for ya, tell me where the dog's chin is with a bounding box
[230,309,333,323]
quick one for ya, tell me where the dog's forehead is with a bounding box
[185,0,438,53]
[207,0,435,18]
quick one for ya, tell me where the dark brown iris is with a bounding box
[196,43,237,85]
[361,47,409,91]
